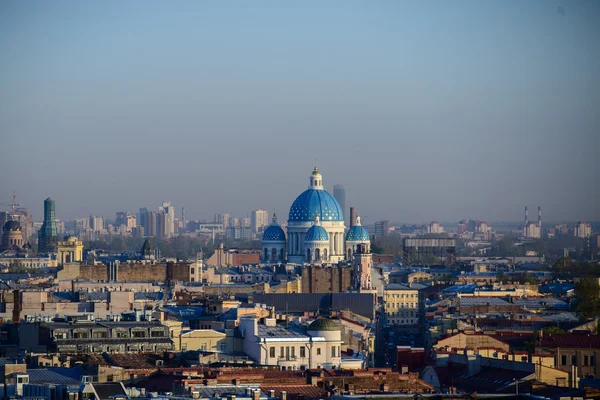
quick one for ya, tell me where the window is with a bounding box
[591,355,595,365]
[300,347,306,358]
[572,355,577,365]
[561,355,567,366]
[182,344,187,351]
[191,268,195,274]
[73,332,88,339]
[151,331,165,338]
[132,331,146,338]
[521,356,527,362]
[93,332,107,339]
[332,347,336,357]
[270,347,275,358]
[291,347,296,358]
[317,348,321,355]
[280,347,284,358]
[584,356,589,366]
[107,375,114,382]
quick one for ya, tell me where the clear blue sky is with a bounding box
[1,1,599,223]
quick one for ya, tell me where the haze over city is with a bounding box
[1,1,599,222]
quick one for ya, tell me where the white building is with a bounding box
[239,317,346,370]
[574,221,592,238]
[159,201,175,237]
[524,221,541,239]
[251,209,269,233]
[89,216,104,232]
[427,221,444,234]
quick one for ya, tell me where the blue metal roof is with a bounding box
[289,189,343,222]
[345,225,370,241]
[305,224,329,241]
[263,225,286,241]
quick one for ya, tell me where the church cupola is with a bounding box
[309,167,324,190]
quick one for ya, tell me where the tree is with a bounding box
[574,278,600,320]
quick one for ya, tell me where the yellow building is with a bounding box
[57,236,83,266]
[176,329,227,352]
[384,284,419,327]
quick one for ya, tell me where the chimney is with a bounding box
[253,389,260,400]
[350,208,356,228]
[538,206,542,232]
[525,206,528,225]
[12,289,20,323]
[281,391,287,400]
[268,390,275,398]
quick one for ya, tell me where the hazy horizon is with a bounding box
[1,1,599,223]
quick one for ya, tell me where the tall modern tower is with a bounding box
[38,197,58,253]
[333,185,346,225]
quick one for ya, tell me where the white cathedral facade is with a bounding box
[262,167,370,265]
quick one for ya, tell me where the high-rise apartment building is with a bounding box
[146,211,158,237]
[214,213,230,230]
[242,217,251,229]
[574,221,592,238]
[89,216,104,232]
[427,221,444,234]
[159,201,175,237]
[374,220,389,238]
[457,219,468,234]
[333,185,346,225]
[523,206,542,239]
[251,209,269,233]
[38,197,58,253]
[524,221,541,238]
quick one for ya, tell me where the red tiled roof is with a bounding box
[539,334,600,349]
[260,385,326,400]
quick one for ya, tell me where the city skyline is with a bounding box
[4,192,598,228]
[1,1,599,222]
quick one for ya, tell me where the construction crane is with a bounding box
[0,192,21,212]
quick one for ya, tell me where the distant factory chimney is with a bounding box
[538,206,542,231]
[350,207,356,228]
[525,206,528,226]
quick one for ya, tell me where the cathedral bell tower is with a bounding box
[353,243,372,290]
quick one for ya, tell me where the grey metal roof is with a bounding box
[85,292,109,301]
[256,324,309,339]
[458,297,510,306]
[134,292,164,301]
[513,298,568,310]
[28,366,84,386]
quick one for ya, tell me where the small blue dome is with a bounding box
[305,225,329,242]
[263,225,286,241]
[346,225,370,241]
[289,189,344,222]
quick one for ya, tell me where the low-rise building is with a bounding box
[239,317,346,370]
[24,318,173,354]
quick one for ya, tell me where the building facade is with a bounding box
[240,317,343,370]
[384,284,420,327]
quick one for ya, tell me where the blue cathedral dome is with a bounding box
[289,189,344,222]
[263,214,286,241]
[345,225,370,241]
[305,224,329,242]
